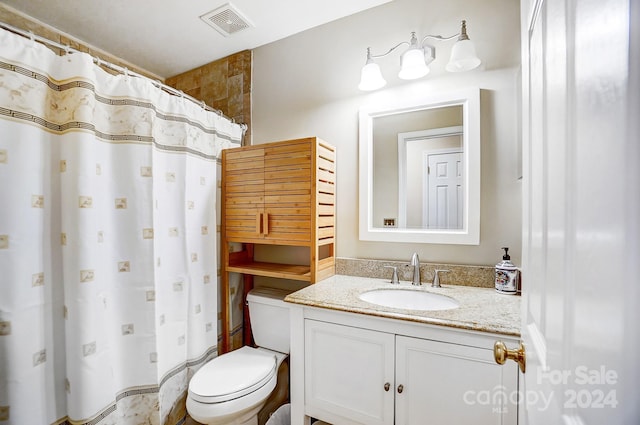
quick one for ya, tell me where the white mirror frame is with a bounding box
[358,87,481,244]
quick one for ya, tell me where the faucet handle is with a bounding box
[432,269,450,288]
[384,266,400,284]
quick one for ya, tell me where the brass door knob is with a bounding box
[494,341,526,373]
[397,384,404,394]
[384,382,390,392]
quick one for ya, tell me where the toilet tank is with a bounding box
[247,287,294,354]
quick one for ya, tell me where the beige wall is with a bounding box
[251,0,522,266]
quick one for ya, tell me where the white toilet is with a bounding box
[186,287,293,425]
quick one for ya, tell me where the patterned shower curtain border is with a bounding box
[0,59,243,157]
[51,345,218,425]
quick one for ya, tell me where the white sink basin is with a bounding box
[359,288,459,311]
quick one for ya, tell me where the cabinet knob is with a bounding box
[384,382,390,392]
[397,384,404,394]
[493,341,526,373]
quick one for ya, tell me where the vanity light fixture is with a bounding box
[358,20,481,91]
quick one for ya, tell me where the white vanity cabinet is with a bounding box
[290,306,519,425]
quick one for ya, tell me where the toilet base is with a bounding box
[188,402,262,425]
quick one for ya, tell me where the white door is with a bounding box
[518,0,639,424]
[426,151,463,229]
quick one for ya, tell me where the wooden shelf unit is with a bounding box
[220,137,336,352]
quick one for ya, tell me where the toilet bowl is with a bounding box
[186,287,293,425]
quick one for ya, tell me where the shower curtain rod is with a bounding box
[0,21,247,132]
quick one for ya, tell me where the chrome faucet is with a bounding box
[410,252,421,285]
[432,269,450,288]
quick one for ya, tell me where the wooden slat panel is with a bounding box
[317,144,336,162]
[265,194,311,204]
[225,184,264,194]
[263,206,310,215]
[225,219,259,228]
[266,141,311,156]
[318,205,334,215]
[318,237,335,245]
[266,233,311,242]
[317,181,335,195]
[265,169,310,181]
[225,172,264,184]
[318,256,335,268]
[225,197,264,206]
[225,158,264,172]
[317,193,335,205]
[265,182,311,192]
[266,155,312,169]
[225,147,264,159]
[318,157,335,172]
[225,230,262,240]
[318,216,335,227]
[318,169,335,184]
[269,219,311,230]
[318,227,334,239]
[315,265,336,281]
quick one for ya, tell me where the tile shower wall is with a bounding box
[165,50,252,144]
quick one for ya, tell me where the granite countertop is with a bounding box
[285,275,521,337]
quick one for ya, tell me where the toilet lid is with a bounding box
[189,346,277,403]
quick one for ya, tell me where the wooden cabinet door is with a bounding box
[304,320,394,425]
[263,141,312,243]
[395,335,518,425]
[224,148,265,241]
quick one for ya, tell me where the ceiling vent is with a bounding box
[200,3,253,37]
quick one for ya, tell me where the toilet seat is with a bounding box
[189,346,277,404]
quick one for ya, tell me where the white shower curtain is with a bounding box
[0,28,243,424]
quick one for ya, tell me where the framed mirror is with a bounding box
[358,87,480,244]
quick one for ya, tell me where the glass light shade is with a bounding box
[445,39,481,72]
[359,61,387,91]
[398,48,429,80]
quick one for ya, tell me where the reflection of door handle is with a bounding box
[494,341,526,373]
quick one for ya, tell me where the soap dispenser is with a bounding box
[495,247,519,294]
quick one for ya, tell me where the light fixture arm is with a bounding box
[420,33,459,43]
[421,20,471,44]
[367,41,410,60]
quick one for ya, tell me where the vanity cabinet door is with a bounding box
[304,320,395,425]
[395,335,518,425]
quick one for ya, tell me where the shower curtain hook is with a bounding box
[28,31,36,47]
[124,67,129,79]
[200,100,206,109]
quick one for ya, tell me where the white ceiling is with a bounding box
[1,0,391,79]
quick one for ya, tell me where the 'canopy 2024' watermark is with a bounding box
[462,365,618,414]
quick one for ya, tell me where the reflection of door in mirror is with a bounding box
[425,150,462,229]
[373,105,463,230]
